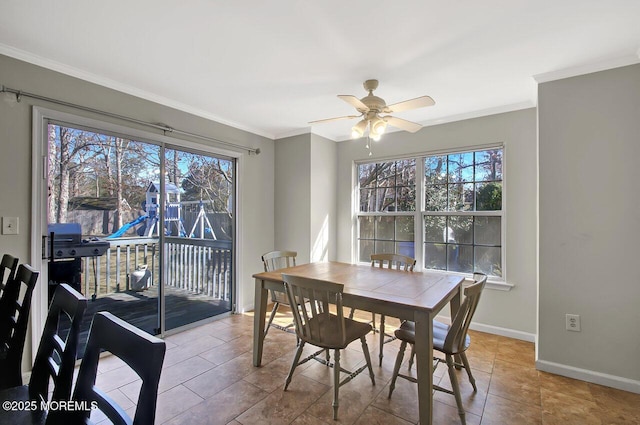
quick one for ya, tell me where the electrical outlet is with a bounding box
[566,314,581,332]
[2,217,18,235]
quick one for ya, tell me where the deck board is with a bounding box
[60,284,231,357]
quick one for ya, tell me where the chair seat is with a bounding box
[0,386,47,424]
[394,320,471,354]
[303,314,372,349]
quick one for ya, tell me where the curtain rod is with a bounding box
[0,84,261,155]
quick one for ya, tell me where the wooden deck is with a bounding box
[61,284,232,357]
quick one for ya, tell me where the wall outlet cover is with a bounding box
[566,314,581,332]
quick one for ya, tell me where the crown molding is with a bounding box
[274,127,312,140]
[533,53,640,83]
[0,44,275,140]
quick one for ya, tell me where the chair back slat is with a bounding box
[283,274,346,347]
[0,254,18,296]
[444,273,487,354]
[371,253,416,271]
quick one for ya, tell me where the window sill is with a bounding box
[484,279,514,291]
[461,276,513,291]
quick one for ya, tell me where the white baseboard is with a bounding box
[536,359,640,394]
[470,322,536,342]
[435,315,536,343]
[241,302,255,314]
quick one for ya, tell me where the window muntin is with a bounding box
[357,216,415,262]
[423,148,503,277]
[359,159,416,212]
[357,160,416,261]
[357,147,503,279]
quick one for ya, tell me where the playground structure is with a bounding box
[106,181,218,240]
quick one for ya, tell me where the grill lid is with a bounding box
[48,223,82,245]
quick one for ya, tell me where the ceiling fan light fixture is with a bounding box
[371,117,387,135]
[351,119,367,139]
[311,79,434,144]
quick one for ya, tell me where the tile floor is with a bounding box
[92,311,640,424]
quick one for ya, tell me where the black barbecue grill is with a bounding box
[48,223,109,300]
[48,223,110,259]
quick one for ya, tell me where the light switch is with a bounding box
[2,217,19,235]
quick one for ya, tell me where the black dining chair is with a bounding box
[0,284,87,424]
[48,311,166,425]
[0,264,40,390]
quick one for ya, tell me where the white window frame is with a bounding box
[354,145,511,290]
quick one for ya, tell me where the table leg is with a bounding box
[253,278,268,367]
[414,310,434,425]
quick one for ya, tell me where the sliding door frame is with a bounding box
[31,106,241,359]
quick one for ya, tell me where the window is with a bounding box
[357,160,416,262]
[356,148,503,279]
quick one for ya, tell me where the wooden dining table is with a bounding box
[252,261,464,425]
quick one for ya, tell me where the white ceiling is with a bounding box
[1,1,639,141]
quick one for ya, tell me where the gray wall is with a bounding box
[274,134,311,261]
[336,109,539,337]
[538,64,640,389]
[310,133,337,262]
[0,54,275,364]
[273,133,337,263]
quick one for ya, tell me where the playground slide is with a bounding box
[105,215,148,239]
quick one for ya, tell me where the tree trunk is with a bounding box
[56,127,70,223]
[114,138,124,231]
[47,124,58,222]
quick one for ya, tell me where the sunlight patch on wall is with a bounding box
[311,215,329,262]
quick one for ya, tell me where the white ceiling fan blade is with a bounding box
[337,95,370,112]
[308,115,361,125]
[384,116,423,133]
[385,96,435,113]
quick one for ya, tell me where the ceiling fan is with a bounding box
[310,79,435,141]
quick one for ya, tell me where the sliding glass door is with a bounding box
[162,147,235,332]
[45,120,235,346]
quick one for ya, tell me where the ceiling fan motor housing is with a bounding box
[360,79,386,113]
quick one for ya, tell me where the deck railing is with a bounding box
[82,236,232,301]
[164,237,233,299]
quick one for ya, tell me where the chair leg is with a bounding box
[360,336,376,385]
[408,344,415,370]
[348,309,376,331]
[333,348,341,420]
[284,341,305,391]
[388,340,407,398]
[446,354,466,425]
[459,352,477,392]
[264,301,280,337]
[379,314,385,366]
